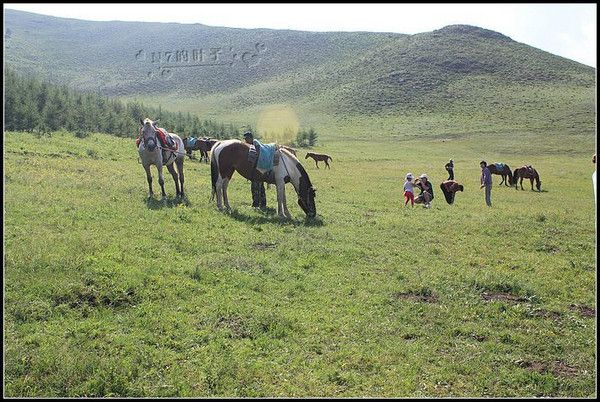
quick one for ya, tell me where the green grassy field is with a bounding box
[4,130,596,397]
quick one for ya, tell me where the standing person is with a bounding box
[480,160,492,207]
[592,154,596,203]
[414,173,434,208]
[445,159,455,180]
[243,131,267,210]
[403,173,416,207]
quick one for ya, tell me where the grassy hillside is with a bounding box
[5,10,595,143]
[4,130,596,397]
[4,9,399,97]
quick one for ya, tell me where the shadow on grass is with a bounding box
[227,207,325,227]
[145,195,191,210]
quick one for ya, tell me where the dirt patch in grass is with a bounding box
[394,292,437,303]
[569,304,596,318]
[216,315,252,339]
[481,292,529,303]
[252,242,277,250]
[527,308,562,321]
[516,359,581,378]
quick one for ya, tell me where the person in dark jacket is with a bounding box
[414,173,434,208]
[445,159,454,180]
[244,132,266,209]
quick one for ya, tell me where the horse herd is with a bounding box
[137,118,320,218]
[487,162,542,191]
[137,118,543,219]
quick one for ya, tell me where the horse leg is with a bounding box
[530,178,534,191]
[167,163,180,197]
[222,178,231,211]
[215,176,224,210]
[144,165,154,198]
[314,159,319,169]
[520,178,524,190]
[176,158,184,197]
[275,181,290,218]
[157,164,167,198]
[325,159,330,169]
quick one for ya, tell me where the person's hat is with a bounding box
[419,173,428,179]
[243,131,253,138]
[406,173,414,179]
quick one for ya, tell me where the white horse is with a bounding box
[210,139,316,218]
[138,118,186,198]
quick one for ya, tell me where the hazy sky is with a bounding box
[4,3,597,67]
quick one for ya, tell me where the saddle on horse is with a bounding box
[247,140,280,182]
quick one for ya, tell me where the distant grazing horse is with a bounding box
[488,163,513,186]
[138,118,185,198]
[305,152,332,169]
[211,140,316,218]
[183,137,218,163]
[513,165,541,191]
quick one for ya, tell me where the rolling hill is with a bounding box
[4,9,596,140]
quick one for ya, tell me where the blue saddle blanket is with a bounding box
[188,137,197,147]
[494,162,505,170]
[254,140,277,170]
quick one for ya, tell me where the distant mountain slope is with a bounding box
[4,9,400,97]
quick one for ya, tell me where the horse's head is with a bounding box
[298,186,317,218]
[139,118,158,151]
[305,153,310,159]
[536,178,542,191]
[294,161,317,218]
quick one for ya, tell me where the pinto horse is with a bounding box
[488,163,513,186]
[305,152,332,169]
[138,118,185,198]
[513,165,541,191]
[211,140,316,218]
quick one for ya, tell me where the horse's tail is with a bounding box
[512,169,519,186]
[210,150,218,201]
[328,155,333,161]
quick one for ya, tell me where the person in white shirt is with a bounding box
[403,173,416,207]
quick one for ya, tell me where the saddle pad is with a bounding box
[494,162,505,170]
[188,137,197,147]
[256,143,277,171]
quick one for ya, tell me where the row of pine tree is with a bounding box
[5,69,318,146]
[4,69,246,140]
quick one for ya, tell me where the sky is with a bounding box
[4,3,597,67]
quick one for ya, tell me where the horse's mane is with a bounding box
[280,147,313,191]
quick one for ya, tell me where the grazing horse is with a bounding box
[183,137,218,163]
[305,152,332,169]
[138,118,185,198]
[487,163,513,186]
[513,165,541,191]
[211,140,316,218]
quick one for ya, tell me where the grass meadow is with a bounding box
[3,129,596,397]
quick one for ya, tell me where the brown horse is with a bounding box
[183,137,217,163]
[487,163,513,186]
[305,152,332,169]
[211,140,317,218]
[513,165,541,191]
